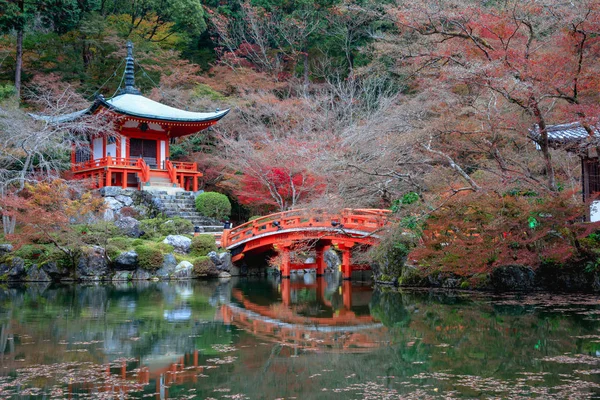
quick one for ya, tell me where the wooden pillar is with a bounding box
[106,169,112,187]
[335,242,354,280]
[122,171,128,188]
[342,280,352,310]
[315,247,325,276]
[342,249,351,280]
[193,175,198,192]
[71,143,76,170]
[280,244,292,278]
[280,278,291,306]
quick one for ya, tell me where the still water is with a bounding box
[1,275,600,399]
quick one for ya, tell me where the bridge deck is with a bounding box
[221,208,392,279]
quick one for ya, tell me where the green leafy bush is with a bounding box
[195,192,231,220]
[108,236,134,250]
[140,217,194,239]
[74,222,121,245]
[190,234,217,256]
[134,245,164,271]
[193,256,213,276]
[159,217,193,236]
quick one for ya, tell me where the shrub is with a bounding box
[134,245,164,271]
[76,222,121,245]
[159,217,193,236]
[190,234,217,256]
[195,192,231,220]
[193,256,214,276]
[140,217,194,239]
[119,206,140,219]
[108,237,134,251]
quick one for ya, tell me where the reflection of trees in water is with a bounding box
[0,280,229,365]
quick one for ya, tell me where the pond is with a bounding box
[1,275,600,398]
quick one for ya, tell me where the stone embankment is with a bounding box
[378,264,600,292]
[0,239,236,283]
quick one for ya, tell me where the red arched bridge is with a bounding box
[220,208,392,279]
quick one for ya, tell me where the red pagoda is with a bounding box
[47,42,229,192]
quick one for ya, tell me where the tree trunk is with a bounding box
[2,215,16,235]
[530,98,557,191]
[303,49,309,91]
[14,28,23,99]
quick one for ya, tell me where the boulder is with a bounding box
[0,258,26,281]
[0,244,13,256]
[132,269,152,280]
[218,252,232,272]
[42,261,70,280]
[491,265,536,291]
[25,265,51,282]
[208,251,232,272]
[208,251,220,265]
[115,195,133,207]
[112,271,132,281]
[114,217,142,238]
[99,187,123,197]
[163,235,191,253]
[172,261,193,279]
[105,197,124,211]
[114,251,138,270]
[442,277,462,289]
[218,271,232,279]
[324,249,340,270]
[77,246,109,279]
[103,208,115,221]
[156,253,178,278]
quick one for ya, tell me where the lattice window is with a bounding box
[75,147,91,163]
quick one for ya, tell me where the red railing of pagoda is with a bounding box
[221,208,391,249]
[135,158,150,183]
[165,160,177,183]
[171,161,198,171]
[72,156,144,172]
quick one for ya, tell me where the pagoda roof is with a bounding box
[98,93,229,122]
[31,93,229,125]
[30,42,229,128]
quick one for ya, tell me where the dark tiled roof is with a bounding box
[529,122,598,150]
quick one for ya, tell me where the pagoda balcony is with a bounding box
[71,156,203,191]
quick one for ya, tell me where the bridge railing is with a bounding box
[221,208,391,248]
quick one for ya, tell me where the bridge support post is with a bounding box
[315,247,326,276]
[280,278,291,306]
[335,242,354,280]
[342,280,353,309]
[279,243,292,279]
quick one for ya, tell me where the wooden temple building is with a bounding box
[530,122,600,220]
[38,42,229,192]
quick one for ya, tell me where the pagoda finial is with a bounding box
[121,41,141,95]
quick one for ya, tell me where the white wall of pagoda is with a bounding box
[93,137,103,160]
[120,136,127,159]
[160,140,166,167]
[106,141,116,158]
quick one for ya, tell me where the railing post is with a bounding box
[315,247,326,276]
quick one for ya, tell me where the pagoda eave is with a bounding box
[94,108,227,138]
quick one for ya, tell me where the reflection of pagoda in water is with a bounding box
[221,277,388,351]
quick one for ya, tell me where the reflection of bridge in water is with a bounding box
[37,278,387,398]
[221,209,392,279]
[221,277,388,351]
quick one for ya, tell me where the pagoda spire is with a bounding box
[121,41,141,95]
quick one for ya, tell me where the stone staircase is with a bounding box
[150,191,223,233]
